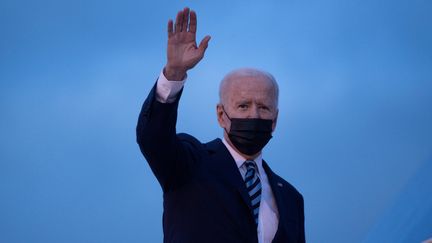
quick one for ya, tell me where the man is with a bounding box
[137,7,305,243]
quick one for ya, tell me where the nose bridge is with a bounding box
[248,103,260,118]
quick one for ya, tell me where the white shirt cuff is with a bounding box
[155,70,187,103]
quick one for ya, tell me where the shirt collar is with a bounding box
[222,137,263,169]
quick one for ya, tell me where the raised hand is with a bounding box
[164,7,211,80]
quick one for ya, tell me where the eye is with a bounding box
[238,104,248,110]
[259,105,270,111]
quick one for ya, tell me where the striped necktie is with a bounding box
[243,160,262,225]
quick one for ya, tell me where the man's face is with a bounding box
[217,75,279,137]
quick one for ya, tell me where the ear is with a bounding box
[216,104,226,128]
[272,109,279,132]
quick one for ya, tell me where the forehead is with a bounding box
[224,75,276,103]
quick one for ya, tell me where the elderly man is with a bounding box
[136,7,305,243]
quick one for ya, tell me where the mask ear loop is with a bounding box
[221,105,232,134]
[221,105,232,120]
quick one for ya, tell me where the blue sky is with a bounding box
[1,0,431,242]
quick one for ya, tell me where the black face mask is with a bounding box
[222,107,273,156]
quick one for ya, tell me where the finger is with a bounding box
[189,10,197,33]
[198,35,211,53]
[175,10,183,32]
[167,19,174,38]
[182,7,190,32]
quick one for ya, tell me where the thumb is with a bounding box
[198,35,211,53]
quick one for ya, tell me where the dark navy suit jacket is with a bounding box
[136,84,305,243]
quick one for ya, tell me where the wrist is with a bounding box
[163,66,187,81]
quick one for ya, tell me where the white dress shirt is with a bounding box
[155,70,280,243]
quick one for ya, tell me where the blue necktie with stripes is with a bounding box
[244,160,262,225]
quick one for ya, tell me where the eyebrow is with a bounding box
[234,99,251,105]
[234,99,274,108]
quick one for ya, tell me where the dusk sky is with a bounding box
[1,0,431,242]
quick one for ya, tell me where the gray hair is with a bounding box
[218,68,279,107]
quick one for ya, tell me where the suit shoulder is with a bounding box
[177,134,223,151]
[177,133,204,149]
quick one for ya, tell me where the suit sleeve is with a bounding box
[299,194,306,243]
[136,82,199,192]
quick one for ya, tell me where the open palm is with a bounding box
[165,8,211,80]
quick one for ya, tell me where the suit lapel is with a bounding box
[262,160,289,242]
[204,139,259,242]
[205,139,252,210]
